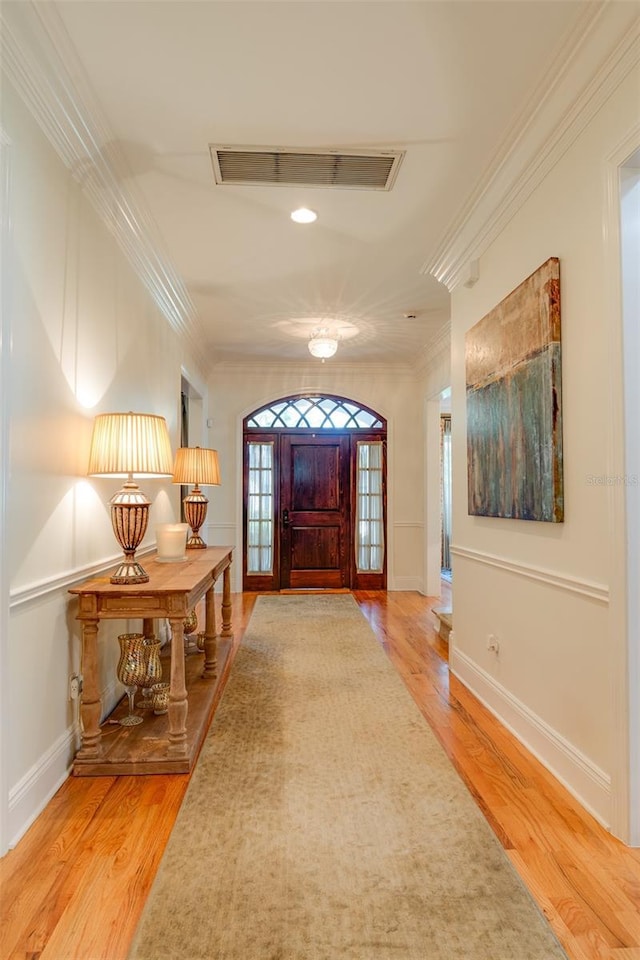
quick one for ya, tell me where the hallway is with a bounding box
[1,589,638,960]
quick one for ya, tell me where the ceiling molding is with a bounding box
[414,320,451,377]
[423,2,640,292]
[210,358,420,379]
[0,1,208,375]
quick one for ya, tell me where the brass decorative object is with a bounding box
[138,636,163,708]
[88,412,174,583]
[172,447,221,549]
[151,682,170,715]
[116,633,147,726]
[183,608,198,635]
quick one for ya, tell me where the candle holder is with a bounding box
[137,635,163,709]
[155,523,189,562]
[116,633,147,726]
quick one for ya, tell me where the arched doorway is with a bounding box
[243,394,387,591]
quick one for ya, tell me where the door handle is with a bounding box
[282,509,290,528]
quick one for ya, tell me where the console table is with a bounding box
[69,546,233,776]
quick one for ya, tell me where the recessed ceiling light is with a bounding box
[291,207,317,224]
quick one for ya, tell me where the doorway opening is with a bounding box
[620,148,639,844]
[440,391,452,583]
[440,388,452,584]
[179,372,207,524]
[242,394,387,592]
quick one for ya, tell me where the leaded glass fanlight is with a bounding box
[244,394,386,590]
[245,395,383,430]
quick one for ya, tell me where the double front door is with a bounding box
[243,430,386,592]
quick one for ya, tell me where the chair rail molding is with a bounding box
[451,546,609,604]
[422,3,640,291]
[0,1,207,377]
[9,547,156,611]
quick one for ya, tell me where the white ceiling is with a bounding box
[46,1,590,367]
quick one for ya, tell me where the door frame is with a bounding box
[604,130,640,845]
[243,403,387,592]
[279,432,352,590]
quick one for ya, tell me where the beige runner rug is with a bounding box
[129,595,567,960]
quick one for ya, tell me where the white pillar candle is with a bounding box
[155,523,189,561]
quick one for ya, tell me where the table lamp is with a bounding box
[88,412,174,583]
[172,446,221,548]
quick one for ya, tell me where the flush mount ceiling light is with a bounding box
[308,329,338,360]
[291,207,317,224]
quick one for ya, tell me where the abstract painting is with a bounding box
[465,257,563,522]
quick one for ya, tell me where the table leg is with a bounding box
[202,585,217,679]
[220,563,233,639]
[167,616,188,758]
[76,619,102,759]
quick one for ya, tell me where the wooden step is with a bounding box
[432,606,452,642]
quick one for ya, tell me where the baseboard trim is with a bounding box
[390,577,424,592]
[8,724,78,848]
[450,646,611,828]
[8,676,122,848]
[451,545,609,604]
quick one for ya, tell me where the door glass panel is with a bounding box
[356,441,384,573]
[247,441,274,574]
[245,395,384,429]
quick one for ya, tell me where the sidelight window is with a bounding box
[356,441,384,573]
[247,442,274,574]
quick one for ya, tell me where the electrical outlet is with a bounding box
[487,634,500,654]
[69,674,81,700]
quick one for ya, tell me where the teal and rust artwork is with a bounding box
[466,257,563,522]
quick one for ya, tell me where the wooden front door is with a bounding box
[280,434,351,589]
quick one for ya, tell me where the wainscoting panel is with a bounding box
[450,646,611,826]
[450,547,612,828]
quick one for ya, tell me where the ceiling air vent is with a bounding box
[209,145,404,191]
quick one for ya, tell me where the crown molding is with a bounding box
[0,1,208,376]
[210,358,420,379]
[423,2,640,292]
[414,319,451,377]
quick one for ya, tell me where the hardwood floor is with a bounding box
[1,589,638,960]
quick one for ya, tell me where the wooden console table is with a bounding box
[69,546,233,776]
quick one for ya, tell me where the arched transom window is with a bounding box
[243,393,387,589]
[245,395,385,430]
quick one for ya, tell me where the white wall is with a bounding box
[205,364,426,593]
[3,82,194,848]
[448,65,640,832]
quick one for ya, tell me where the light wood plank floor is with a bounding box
[1,589,638,960]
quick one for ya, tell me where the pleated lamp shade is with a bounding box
[172,447,221,549]
[88,412,173,477]
[172,447,221,486]
[87,412,173,584]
